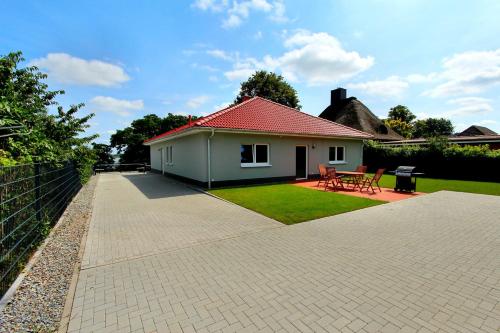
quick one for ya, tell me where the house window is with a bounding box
[329,146,346,164]
[165,145,173,165]
[241,144,270,167]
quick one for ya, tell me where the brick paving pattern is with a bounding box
[67,173,500,332]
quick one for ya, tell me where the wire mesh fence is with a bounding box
[0,161,81,297]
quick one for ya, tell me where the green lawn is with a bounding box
[209,184,384,224]
[374,174,500,196]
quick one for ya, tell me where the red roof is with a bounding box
[145,97,372,143]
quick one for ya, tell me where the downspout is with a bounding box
[207,129,215,189]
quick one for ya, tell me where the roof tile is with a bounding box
[145,97,372,143]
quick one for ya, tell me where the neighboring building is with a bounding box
[319,88,404,141]
[144,97,372,188]
[383,125,500,150]
[457,125,497,137]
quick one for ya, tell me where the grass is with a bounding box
[373,174,500,196]
[209,184,384,224]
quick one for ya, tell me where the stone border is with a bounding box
[57,179,98,333]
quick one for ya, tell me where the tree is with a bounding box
[384,118,413,138]
[92,143,114,165]
[111,113,196,163]
[0,51,97,180]
[387,105,416,123]
[413,118,454,138]
[234,70,301,109]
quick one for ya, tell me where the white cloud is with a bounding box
[186,95,211,109]
[206,49,234,61]
[424,49,500,97]
[213,101,231,110]
[191,62,219,72]
[254,31,263,40]
[444,97,494,116]
[191,0,227,11]
[268,0,288,23]
[477,119,498,126]
[222,30,374,85]
[224,65,256,81]
[208,75,219,82]
[30,53,129,87]
[90,96,144,117]
[222,14,243,28]
[406,73,438,83]
[346,76,409,98]
[192,0,288,28]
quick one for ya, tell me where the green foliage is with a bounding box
[363,140,500,181]
[111,113,196,163]
[0,51,97,180]
[385,105,455,139]
[234,70,301,109]
[383,118,413,138]
[388,105,416,123]
[92,143,114,165]
[413,118,453,138]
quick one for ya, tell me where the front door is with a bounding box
[295,146,307,179]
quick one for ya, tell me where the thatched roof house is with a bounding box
[457,125,497,136]
[319,88,403,141]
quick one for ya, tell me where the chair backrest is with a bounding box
[355,165,368,173]
[318,164,327,177]
[327,167,337,177]
[373,168,385,182]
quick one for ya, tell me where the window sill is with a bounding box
[329,161,347,165]
[241,163,272,168]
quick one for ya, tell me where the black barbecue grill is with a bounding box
[391,166,424,192]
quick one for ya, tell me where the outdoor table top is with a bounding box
[333,170,365,176]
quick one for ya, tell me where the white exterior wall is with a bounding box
[149,132,208,182]
[148,131,364,185]
[210,132,363,183]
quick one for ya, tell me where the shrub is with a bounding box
[363,140,500,182]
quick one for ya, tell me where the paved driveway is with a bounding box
[67,173,500,333]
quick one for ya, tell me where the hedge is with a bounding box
[363,140,500,182]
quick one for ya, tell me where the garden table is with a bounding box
[335,170,365,190]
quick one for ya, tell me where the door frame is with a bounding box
[295,145,308,180]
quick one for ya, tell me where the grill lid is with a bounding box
[395,165,416,176]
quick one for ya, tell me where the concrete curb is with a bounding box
[58,176,98,333]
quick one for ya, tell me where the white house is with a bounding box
[144,97,372,188]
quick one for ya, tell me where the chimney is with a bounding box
[330,88,346,106]
[188,115,192,125]
[242,95,251,102]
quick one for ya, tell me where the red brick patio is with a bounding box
[293,180,424,202]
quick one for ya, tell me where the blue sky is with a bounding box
[2,0,500,143]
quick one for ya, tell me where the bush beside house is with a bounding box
[364,139,500,182]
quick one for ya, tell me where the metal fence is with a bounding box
[0,161,81,297]
[93,163,149,173]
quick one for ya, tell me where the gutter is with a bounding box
[207,129,215,189]
[145,127,372,145]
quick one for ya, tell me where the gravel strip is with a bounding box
[0,176,97,333]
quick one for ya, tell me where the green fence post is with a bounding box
[34,163,41,222]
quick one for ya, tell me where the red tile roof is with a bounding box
[145,97,372,143]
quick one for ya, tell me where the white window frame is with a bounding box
[159,147,165,174]
[164,145,173,165]
[328,146,346,165]
[240,143,271,167]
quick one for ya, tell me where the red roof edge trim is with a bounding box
[144,98,255,144]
